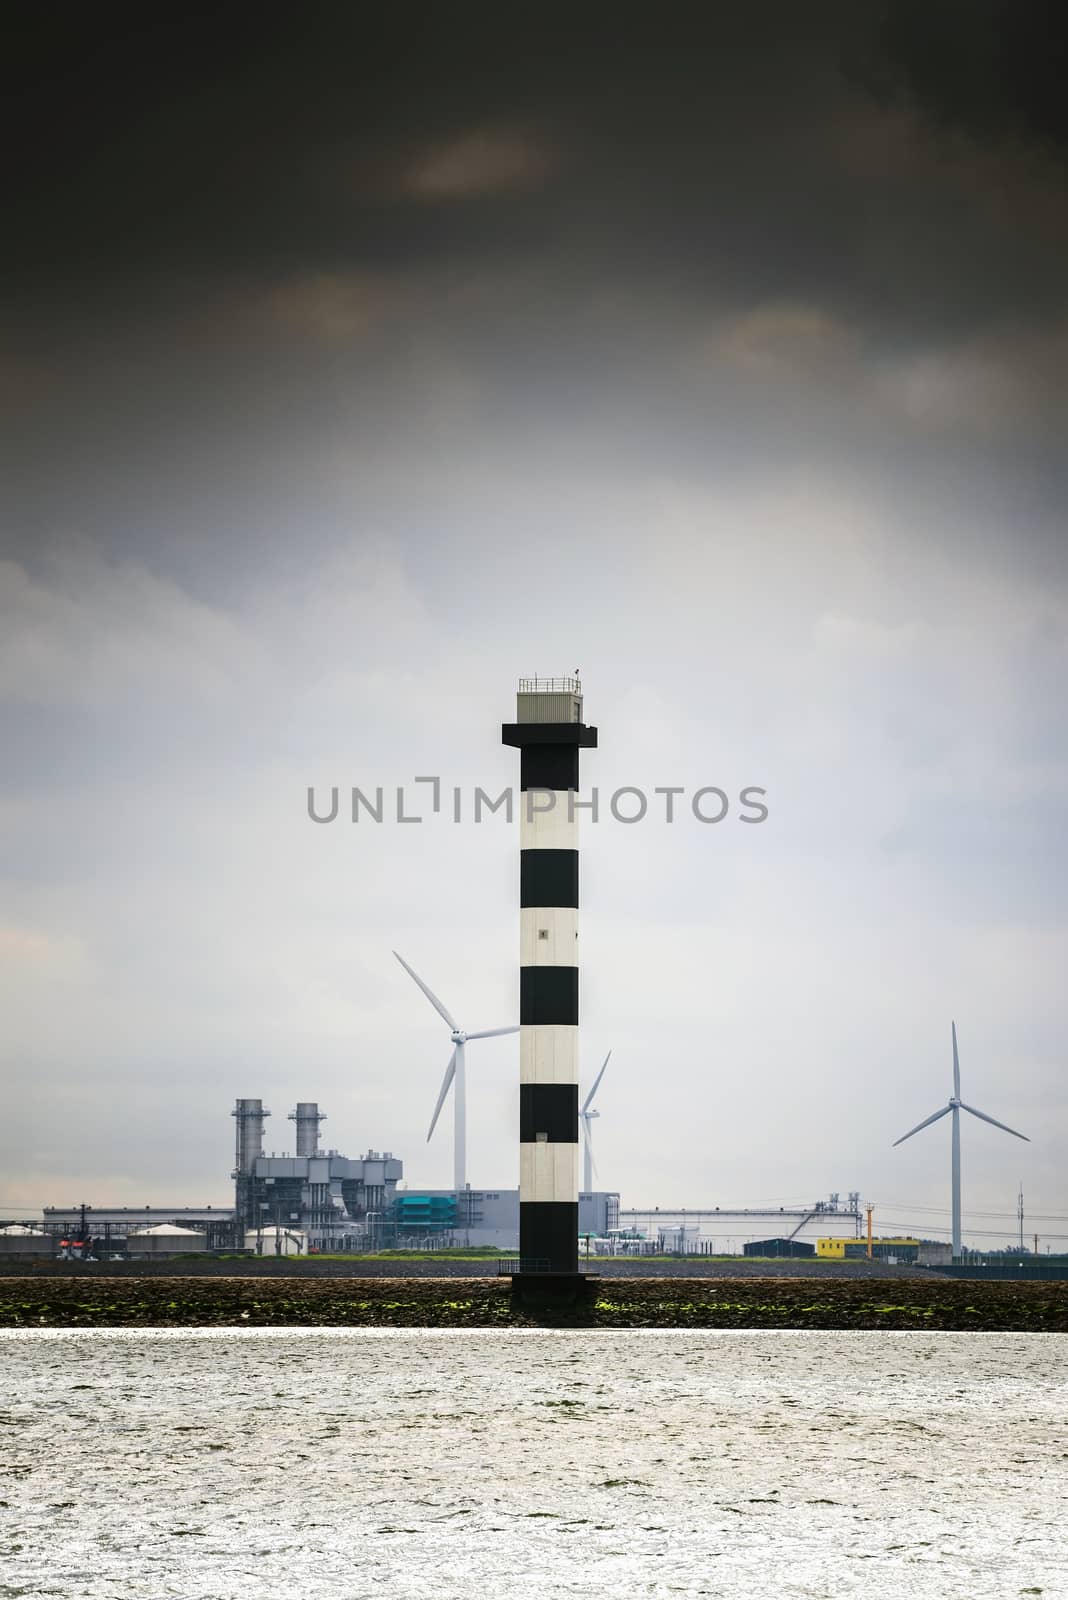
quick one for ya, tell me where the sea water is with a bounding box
[1,1329,1065,1598]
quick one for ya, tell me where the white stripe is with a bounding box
[519,790,578,850]
[520,1025,578,1084]
[520,1141,578,1203]
[520,906,578,967]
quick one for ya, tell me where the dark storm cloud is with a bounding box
[5,0,1067,568]
[870,0,1068,153]
[5,2,1065,316]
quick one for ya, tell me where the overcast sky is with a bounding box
[2,2,1066,1247]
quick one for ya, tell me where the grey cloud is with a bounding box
[1,4,1065,1238]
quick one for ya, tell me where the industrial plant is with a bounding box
[7,688,1041,1270]
[21,1092,620,1259]
[24,1156,945,1262]
[231,1098,401,1249]
[14,1028,1038,1266]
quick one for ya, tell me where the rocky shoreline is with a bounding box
[2,1274,1065,1330]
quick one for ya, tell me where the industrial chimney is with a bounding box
[289,1102,326,1158]
[231,1098,270,1234]
[232,1098,269,1173]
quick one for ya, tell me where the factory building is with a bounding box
[743,1238,816,1258]
[39,1101,402,1255]
[817,1236,922,1262]
[618,1196,866,1254]
[392,1189,620,1250]
[41,1207,230,1254]
[233,1099,402,1250]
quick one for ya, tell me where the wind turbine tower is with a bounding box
[394,951,518,1195]
[893,1020,1029,1261]
[581,1051,612,1194]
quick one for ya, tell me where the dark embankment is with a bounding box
[0,1256,932,1280]
[2,1275,1065,1330]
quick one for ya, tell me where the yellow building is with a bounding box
[817,1236,920,1262]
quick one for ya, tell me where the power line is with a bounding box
[873,1201,1068,1221]
[879,1219,1068,1241]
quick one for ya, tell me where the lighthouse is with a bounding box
[503,676,598,1279]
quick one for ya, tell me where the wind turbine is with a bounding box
[394,951,518,1195]
[893,1021,1029,1260]
[580,1050,611,1193]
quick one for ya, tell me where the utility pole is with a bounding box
[1018,1183,1024,1252]
[866,1204,874,1260]
[1034,1232,1039,1257]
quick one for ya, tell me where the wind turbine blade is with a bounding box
[960,1102,1029,1142]
[394,950,459,1031]
[427,1048,457,1142]
[892,1105,951,1146]
[952,1021,960,1099]
[582,1049,612,1114]
[464,1025,520,1041]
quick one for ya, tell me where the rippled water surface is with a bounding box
[1,1329,1065,1598]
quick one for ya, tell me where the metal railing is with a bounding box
[518,678,581,695]
[497,1257,552,1275]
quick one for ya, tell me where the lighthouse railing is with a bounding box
[517,677,581,696]
[496,1256,553,1275]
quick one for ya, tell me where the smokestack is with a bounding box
[232,1098,269,1174]
[289,1101,326,1158]
[231,1098,270,1237]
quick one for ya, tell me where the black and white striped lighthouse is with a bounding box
[503,676,598,1277]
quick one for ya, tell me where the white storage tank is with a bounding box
[245,1226,307,1257]
[0,1225,52,1260]
[127,1223,207,1258]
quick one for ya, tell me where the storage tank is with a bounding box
[0,1225,52,1260]
[127,1224,207,1258]
[245,1226,307,1257]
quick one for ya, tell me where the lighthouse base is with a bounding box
[507,1271,599,1307]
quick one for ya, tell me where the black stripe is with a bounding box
[502,724,598,748]
[519,1201,579,1273]
[520,746,581,791]
[520,966,578,1025]
[520,1083,578,1143]
[520,850,578,908]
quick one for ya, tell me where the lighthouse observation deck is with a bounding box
[516,677,583,725]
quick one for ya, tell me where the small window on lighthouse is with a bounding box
[538,928,549,940]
